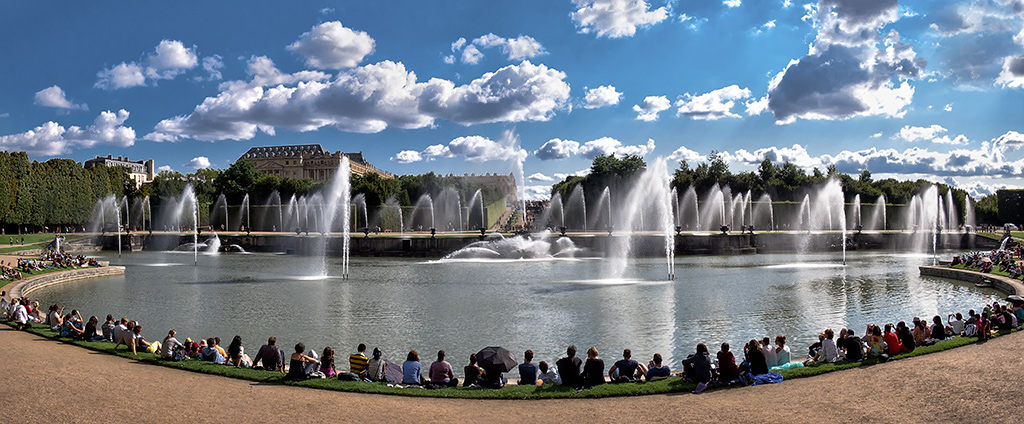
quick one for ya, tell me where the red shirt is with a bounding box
[883,332,902,355]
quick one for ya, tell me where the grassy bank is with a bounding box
[0,317,1005,399]
[0,234,88,255]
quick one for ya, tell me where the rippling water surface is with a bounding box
[31,250,1001,367]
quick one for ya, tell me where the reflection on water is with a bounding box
[29,250,1001,368]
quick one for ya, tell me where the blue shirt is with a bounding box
[645,365,671,380]
[518,362,538,383]
[402,360,422,384]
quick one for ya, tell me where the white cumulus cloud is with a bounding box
[528,172,555,182]
[578,137,655,159]
[184,156,211,169]
[583,85,623,109]
[286,21,375,69]
[146,60,570,142]
[0,109,135,156]
[724,0,742,8]
[534,138,580,160]
[668,145,704,163]
[897,124,947,142]
[632,95,670,121]
[34,85,88,110]
[571,0,669,38]
[758,1,926,123]
[996,54,1024,88]
[462,45,483,64]
[95,40,200,89]
[675,85,751,120]
[469,34,547,61]
[198,55,224,81]
[390,150,423,164]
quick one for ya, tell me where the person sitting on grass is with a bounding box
[912,318,929,346]
[83,316,104,342]
[252,337,284,373]
[402,350,424,385]
[101,315,116,341]
[774,336,791,366]
[930,315,947,341]
[883,324,903,356]
[213,337,229,360]
[556,345,582,388]
[538,361,561,385]
[12,298,29,331]
[160,329,185,360]
[60,313,85,339]
[841,329,863,362]
[202,337,227,363]
[608,348,646,383]
[428,350,459,388]
[228,336,252,368]
[948,313,965,336]
[284,342,319,381]
[811,329,839,364]
[517,349,540,386]
[644,353,671,381]
[349,343,369,378]
[744,339,769,374]
[320,346,337,378]
[865,325,885,359]
[579,346,605,388]
[761,337,777,368]
[129,325,152,356]
[716,343,740,383]
[896,321,915,352]
[367,348,386,382]
[681,343,712,394]
[462,353,484,387]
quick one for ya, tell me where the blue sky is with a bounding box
[1,0,1022,199]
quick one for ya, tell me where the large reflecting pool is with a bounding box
[31,250,1001,368]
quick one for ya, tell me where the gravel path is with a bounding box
[2,325,1022,423]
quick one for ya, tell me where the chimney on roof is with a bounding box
[107,154,112,159]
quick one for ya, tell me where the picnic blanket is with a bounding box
[749,372,784,386]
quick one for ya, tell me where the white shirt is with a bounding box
[949,318,965,335]
[13,304,28,324]
[776,345,791,365]
[820,339,839,362]
[762,345,778,367]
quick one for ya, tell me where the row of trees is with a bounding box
[0,153,509,231]
[551,153,999,223]
[0,152,134,232]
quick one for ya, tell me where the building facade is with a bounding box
[83,155,155,188]
[238,144,392,181]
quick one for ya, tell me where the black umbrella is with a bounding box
[1007,295,1024,304]
[475,346,517,373]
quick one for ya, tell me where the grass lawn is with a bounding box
[0,234,88,254]
[1,317,1008,399]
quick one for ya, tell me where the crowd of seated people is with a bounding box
[3,279,1023,394]
[2,252,100,282]
[952,248,1022,278]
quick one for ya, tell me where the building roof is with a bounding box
[240,144,331,158]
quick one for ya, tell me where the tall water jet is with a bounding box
[409,194,435,232]
[212,194,229,232]
[852,194,862,229]
[964,196,976,232]
[351,194,368,231]
[115,197,123,257]
[606,157,675,279]
[591,186,612,232]
[381,195,404,233]
[237,194,250,232]
[700,184,726,231]
[434,188,462,232]
[566,184,587,231]
[753,193,774,230]
[316,157,351,278]
[680,186,699,231]
[944,190,958,231]
[467,190,485,231]
[798,194,811,231]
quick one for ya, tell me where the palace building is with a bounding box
[238,144,393,181]
[83,155,155,188]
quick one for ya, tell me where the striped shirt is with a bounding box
[349,353,369,376]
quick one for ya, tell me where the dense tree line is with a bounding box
[550,153,999,224]
[0,152,510,231]
[0,152,133,233]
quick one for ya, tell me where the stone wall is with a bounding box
[5,266,125,299]
[919,266,1023,296]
